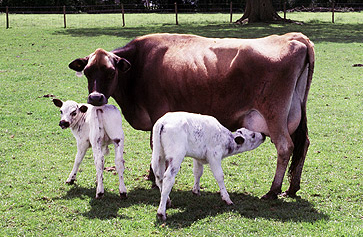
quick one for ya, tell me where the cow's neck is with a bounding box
[112,74,152,131]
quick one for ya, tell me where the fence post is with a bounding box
[175,2,178,25]
[283,1,286,20]
[63,6,66,28]
[121,4,125,27]
[6,6,9,29]
[229,2,233,23]
[332,1,335,23]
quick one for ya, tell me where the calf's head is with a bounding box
[53,99,88,129]
[233,128,266,152]
[68,48,131,106]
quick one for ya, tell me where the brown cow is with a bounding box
[69,33,314,200]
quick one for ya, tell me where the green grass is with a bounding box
[0,12,362,236]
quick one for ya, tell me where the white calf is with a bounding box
[151,112,265,220]
[53,99,126,199]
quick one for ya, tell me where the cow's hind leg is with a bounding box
[283,109,309,197]
[262,130,294,200]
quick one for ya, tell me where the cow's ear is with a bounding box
[234,136,245,145]
[53,99,63,108]
[69,57,88,72]
[116,58,131,73]
[79,105,88,113]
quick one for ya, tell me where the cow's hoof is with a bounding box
[66,179,76,185]
[261,191,278,200]
[96,192,104,199]
[157,212,167,221]
[120,192,127,199]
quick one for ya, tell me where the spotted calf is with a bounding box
[53,99,126,199]
[151,112,265,220]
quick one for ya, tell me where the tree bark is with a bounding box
[236,0,283,24]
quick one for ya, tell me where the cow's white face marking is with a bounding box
[76,71,83,77]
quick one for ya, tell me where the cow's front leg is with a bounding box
[192,159,204,196]
[66,142,88,185]
[114,139,127,199]
[262,132,294,200]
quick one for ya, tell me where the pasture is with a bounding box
[0,12,362,236]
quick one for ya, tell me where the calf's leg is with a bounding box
[192,159,204,196]
[157,156,183,221]
[92,142,105,199]
[208,157,233,205]
[66,142,88,184]
[114,139,127,198]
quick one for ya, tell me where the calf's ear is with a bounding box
[79,105,88,113]
[116,58,131,73]
[69,57,89,72]
[53,99,63,108]
[234,136,245,145]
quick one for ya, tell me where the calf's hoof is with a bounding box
[281,190,298,198]
[157,212,167,221]
[65,179,76,185]
[96,192,104,199]
[120,192,127,199]
[192,189,201,196]
[223,199,234,206]
[261,191,278,200]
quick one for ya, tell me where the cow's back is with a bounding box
[131,34,308,130]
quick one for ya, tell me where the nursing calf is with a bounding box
[53,99,126,199]
[151,112,265,220]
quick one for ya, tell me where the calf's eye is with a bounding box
[71,111,77,117]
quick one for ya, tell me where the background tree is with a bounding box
[235,0,283,23]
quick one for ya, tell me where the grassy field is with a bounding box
[0,12,362,236]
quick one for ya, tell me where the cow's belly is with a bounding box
[242,93,302,136]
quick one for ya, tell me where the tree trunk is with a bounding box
[236,0,283,24]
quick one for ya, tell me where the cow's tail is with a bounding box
[288,35,315,183]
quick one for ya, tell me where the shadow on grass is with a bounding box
[60,185,328,228]
[55,21,363,44]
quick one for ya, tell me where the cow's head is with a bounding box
[53,99,88,129]
[233,128,266,152]
[68,48,131,106]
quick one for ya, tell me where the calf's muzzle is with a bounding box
[59,120,70,129]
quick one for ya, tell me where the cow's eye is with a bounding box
[60,111,63,115]
[71,111,77,117]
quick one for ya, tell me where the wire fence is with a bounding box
[2,2,363,28]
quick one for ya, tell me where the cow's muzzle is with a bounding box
[59,120,70,129]
[88,92,108,106]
